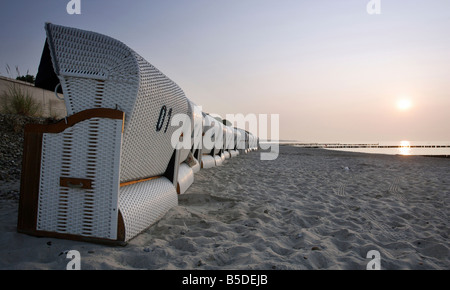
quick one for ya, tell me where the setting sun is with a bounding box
[397,99,412,111]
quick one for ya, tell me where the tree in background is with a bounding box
[5,64,35,84]
[16,74,35,84]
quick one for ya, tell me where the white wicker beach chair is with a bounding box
[248,134,257,151]
[175,135,194,195]
[200,113,217,169]
[223,125,234,159]
[248,133,257,152]
[213,117,226,166]
[254,134,259,150]
[189,101,203,173]
[229,128,240,157]
[236,128,250,154]
[17,23,191,244]
[175,101,197,195]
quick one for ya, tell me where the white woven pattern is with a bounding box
[45,23,137,83]
[119,177,178,241]
[60,77,138,118]
[121,53,189,181]
[45,23,189,183]
[46,23,139,115]
[37,118,122,240]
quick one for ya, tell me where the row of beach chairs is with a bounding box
[17,23,259,245]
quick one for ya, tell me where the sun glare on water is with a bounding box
[399,140,412,155]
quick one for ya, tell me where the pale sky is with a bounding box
[1,0,449,142]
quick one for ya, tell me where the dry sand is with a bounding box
[0,146,448,270]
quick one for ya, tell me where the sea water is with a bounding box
[283,141,450,156]
[326,141,450,156]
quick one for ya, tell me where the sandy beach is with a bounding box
[0,145,448,270]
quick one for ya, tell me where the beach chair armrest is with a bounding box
[18,108,125,242]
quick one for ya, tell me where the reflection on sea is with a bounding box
[399,141,411,155]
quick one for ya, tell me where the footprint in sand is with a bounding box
[362,212,406,241]
[333,166,355,197]
[333,169,354,198]
[335,182,347,197]
[387,177,408,203]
